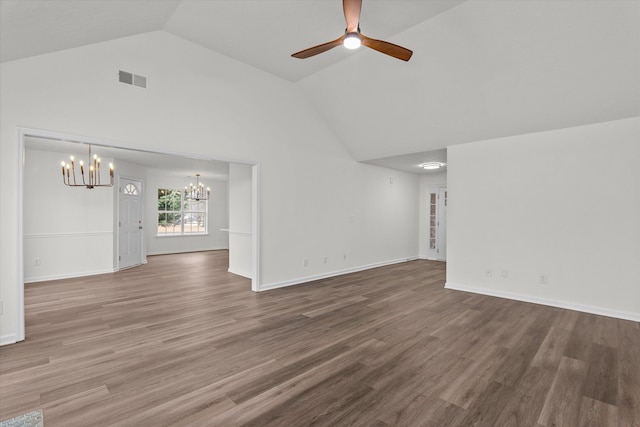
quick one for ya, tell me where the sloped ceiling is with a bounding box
[299,0,640,161]
[0,0,464,82]
[2,0,639,171]
[0,0,181,62]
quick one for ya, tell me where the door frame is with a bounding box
[15,126,261,343]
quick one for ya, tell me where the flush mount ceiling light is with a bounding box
[420,162,446,170]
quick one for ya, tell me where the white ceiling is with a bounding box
[0,1,181,63]
[362,148,447,175]
[0,0,464,82]
[3,0,639,175]
[25,136,230,181]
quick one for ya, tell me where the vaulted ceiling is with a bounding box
[2,0,639,172]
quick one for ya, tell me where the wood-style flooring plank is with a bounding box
[583,343,618,406]
[493,365,555,427]
[1,251,638,426]
[537,356,588,426]
[617,323,640,427]
[578,397,618,427]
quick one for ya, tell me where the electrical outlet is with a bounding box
[501,269,508,278]
[323,256,328,264]
[343,254,347,261]
[0,300,3,315]
[485,268,492,278]
[303,258,308,267]
[539,273,549,284]
[34,257,41,266]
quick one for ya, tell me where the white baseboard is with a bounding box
[445,282,640,322]
[146,247,228,256]
[228,267,252,279]
[259,257,418,292]
[419,255,445,261]
[0,334,19,346]
[24,268,117,284]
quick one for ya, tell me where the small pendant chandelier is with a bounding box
[185,174,210,201]
[61,144,114,189]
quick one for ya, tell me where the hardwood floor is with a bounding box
[1,251,638,426]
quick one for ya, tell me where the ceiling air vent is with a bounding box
[118,70,147,89]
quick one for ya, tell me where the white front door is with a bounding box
[119,178,143,269]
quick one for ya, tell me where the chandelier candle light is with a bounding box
[185,174,210,201]
[61,144,114,188]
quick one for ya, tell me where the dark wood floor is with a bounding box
[1,251,638,426]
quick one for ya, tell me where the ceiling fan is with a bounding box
[291,0,413,62]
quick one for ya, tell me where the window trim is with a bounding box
[156,188,208,237]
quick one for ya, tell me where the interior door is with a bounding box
[437,187,447,260]
[119,178,143,269]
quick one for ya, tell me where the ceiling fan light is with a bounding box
[421,162,445,170]
[343,33,361,49]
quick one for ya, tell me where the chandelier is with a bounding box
[185,174,210,201]
[61,144,114,189]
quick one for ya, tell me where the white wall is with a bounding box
[446,117,640,320]
[23,148,115,282]
[0,31,420,342]
[259,163,419,289]
[145,169,228,255]
[418,172,447,259]
[228,163,253,278]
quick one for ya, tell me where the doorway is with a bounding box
[13,127,261,344]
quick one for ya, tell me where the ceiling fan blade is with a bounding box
[360,34,413,61]
[343,0,362,32]
[291,36,344,59]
